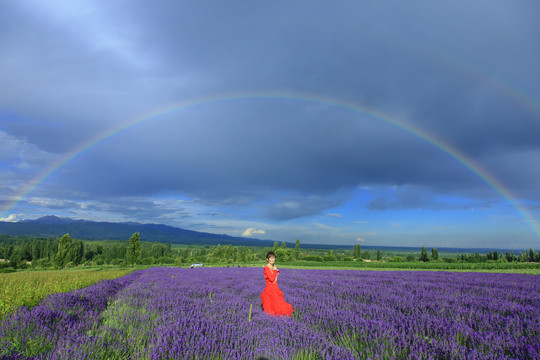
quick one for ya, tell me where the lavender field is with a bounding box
[1,267,538,360]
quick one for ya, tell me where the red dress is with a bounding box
[260,266,294,317]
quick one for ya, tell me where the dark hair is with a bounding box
[266,251,276,260]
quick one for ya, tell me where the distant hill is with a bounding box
[0,216,524,253]
[0,215,281,247]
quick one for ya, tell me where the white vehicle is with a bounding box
[190,263,204,268]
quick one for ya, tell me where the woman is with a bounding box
[260,251,294,317]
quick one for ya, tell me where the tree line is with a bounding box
[0,235,306,268]
[1,234,538,270]
[454,248,539,263]
[0,233,175,269]
[415,246,539,263]
[0,234,296,269]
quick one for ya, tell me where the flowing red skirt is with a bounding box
[260,283,294,317]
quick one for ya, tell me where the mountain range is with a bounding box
[1,216,518,253]
[0,215,281,247]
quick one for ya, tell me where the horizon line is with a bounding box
[0,214,535,252]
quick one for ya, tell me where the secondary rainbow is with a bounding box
[3,90,539,238]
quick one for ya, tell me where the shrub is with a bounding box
[406,254,417,262]
[303,255,324,262]
[139,258,153,265]
[157,256,175,264]
[34,259,52,269]
[110,259,126,266]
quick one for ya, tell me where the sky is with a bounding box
[1,0,540,249]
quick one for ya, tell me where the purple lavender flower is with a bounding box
[1,268,538,359]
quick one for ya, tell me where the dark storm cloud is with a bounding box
[365,185,491,211]
[55,100,480,201]
[1,0,539,223]
[0,1,158,152]
[262,194,350,221]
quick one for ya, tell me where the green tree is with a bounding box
[31,240,42,262]
[376,250,381,261]
[273,241,279,252]
[127,232,141,265]
[419,246,429,262]
[431,248,439,261]
[2,245,10,261]
[529,248,537,262]
[214,244,222,258]
[274,247,293,262]
[9,248,23,269]
[353,244,362,259]
[294,238,301,259]
[323,250,337,262]
[280,241,287,249]
[21,241,31,261]
[238,246,251,263]
[223,244,236,261]
[151,242,160,259]
[55,234,73,268]
[68,240,84,265]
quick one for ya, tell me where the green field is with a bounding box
[0,268,135,318]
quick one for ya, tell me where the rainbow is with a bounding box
[3,90,540,238]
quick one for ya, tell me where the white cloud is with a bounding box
[27,197,74,208]
[356,237,366,242]
[0,130,56,169]
[354,220,369,224]
[325,213,342,218]
[242,228,266,237]
[0,214,19,222]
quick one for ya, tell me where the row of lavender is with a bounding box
[1,267,539,359]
